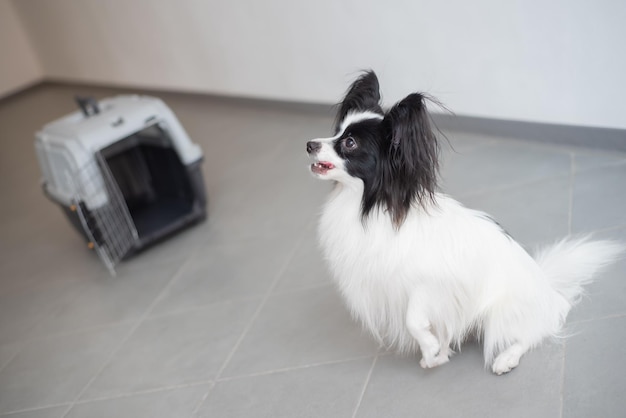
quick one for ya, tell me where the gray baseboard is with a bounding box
[6,79,625,152]
[430,113,626,152]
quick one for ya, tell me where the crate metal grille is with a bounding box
[71,153,138,275]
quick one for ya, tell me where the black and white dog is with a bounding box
[306,71,622,374]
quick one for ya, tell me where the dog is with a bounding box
[306,70,623,374]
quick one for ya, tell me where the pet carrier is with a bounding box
[35,95,207,275]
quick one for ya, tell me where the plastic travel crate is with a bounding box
[35,95,207,275]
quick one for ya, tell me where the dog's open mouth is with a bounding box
[311,161,335,175]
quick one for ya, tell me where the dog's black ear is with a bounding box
[381,93,439,227]
[334,70,383,133]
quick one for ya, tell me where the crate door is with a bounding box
[73,154,139,276]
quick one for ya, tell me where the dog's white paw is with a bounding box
[419,348,450,369]
[492,352,520,375]
[420,354,450,369]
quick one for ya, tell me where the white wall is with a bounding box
[11,0,626,130]
[0,0,42,98]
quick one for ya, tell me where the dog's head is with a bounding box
[306,70,440,228]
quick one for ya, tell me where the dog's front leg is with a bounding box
[406,294,450,369]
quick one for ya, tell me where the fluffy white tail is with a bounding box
[534,236,624,306]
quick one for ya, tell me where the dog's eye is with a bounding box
[344,137,357,150]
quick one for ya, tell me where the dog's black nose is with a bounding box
[307,141,321,154]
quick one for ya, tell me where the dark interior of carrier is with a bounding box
[99,124,205,248]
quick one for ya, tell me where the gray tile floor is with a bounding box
[0,84,625,417]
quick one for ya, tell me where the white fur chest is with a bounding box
[318,184,416,349]
[319,185,399,282]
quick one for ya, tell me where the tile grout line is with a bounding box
[0,355,384,416]
[0,403,73,417]
[588,222,626,236]
[215,354,378,384]
[70,380,215,406]
[441,137,500,155]
[577,157,626,172]
[144,294,265,321]
[450,150,626,204]
[351,354,379,418]
[452,172,570,201]
[269,282,334,297]
[213,229,310,378]
[0,380,214,417]
[190,226,311,416]
[452,132,626,158]
[59,248,202,418]
[559,340,566,418]
[0,343,21,377]
[567,311,626,326]
[6,318,140,347]
[567,151,575,235]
